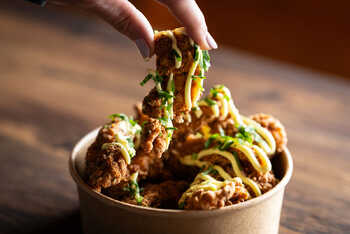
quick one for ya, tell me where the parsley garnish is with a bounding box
[157,117,168,126]
[166,103,173,112]
[126,137,135,150]
[204,98,217,106]
[202,50,211,71]
[123,181,143,205]
[165,127,177,131]
[218,139,234,151]
[140,72,165,87]
[194,44,200,61]
[178,202,185,209]
[129,118,137,126]
[109,113,127,121]
[210,86,229,100]
[204,133,219,148]
[158,90,174,99]
[202,166,218,175]
[170,79,175,93]
[141,121,148,128]
[140,74,153,86]
[172,49,182,62]
[235,125,261,144]
[192,75,206,81]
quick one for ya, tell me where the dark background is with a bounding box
[3,0,350,79]
[136,0,350,79]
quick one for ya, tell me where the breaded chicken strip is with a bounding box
[85,112,169,191]
[183,179,250,210]
[85,121,132,192]
[142,28,208,124]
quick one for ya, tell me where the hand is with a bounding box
[48,0,217,58]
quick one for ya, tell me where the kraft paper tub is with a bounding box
[69,128,293,234]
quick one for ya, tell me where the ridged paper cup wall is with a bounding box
[69,128,293,234]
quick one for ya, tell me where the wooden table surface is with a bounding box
[1,3,350,234]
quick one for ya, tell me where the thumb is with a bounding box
[92,0,154,58]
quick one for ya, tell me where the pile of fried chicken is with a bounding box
[84,28,287,210]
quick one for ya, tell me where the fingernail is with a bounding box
[206,32,218,49]
[135,39,150,58]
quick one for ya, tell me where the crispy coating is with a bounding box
[250,113,288,153]
[143,28,203,123]
[139,118,167,158]
[142,88,163,119]
[248,171,279,194]
[128,151,173,181]
[183,180,250,210]
[85,122,130,192]
[85,111,169,191]
[122,180,189,208]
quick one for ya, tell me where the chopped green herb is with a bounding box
[171,79,175,93]
[153,72,165,83]
[123,181,143,205]
[140,74,153,86]
[204,133,219,148]
[192,75,206,81]
[210,88,219,98]
[166,127,177,131]
[202,166,218,175]
[158,90,174,99]
[126,137,135,149]
[129,118,137,127]
[202,50,211,71]
[178,202,185,209]
[141,121,148,128]
[219,139,234,151]
[109,113,127,121]
[191,153,198,160]
[204,98,217,106]
[210,87,229,101]
[166,103,173,112]
[158,117,168,126]
[172,49,182,61]
[194,44,200,61]
[235,125,259,144]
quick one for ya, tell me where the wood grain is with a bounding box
[0,3,350,234]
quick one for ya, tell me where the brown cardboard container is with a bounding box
[70,128,293,234]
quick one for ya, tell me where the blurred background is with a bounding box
[3,0,350,79]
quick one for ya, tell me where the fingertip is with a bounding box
[206,32,218,50]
